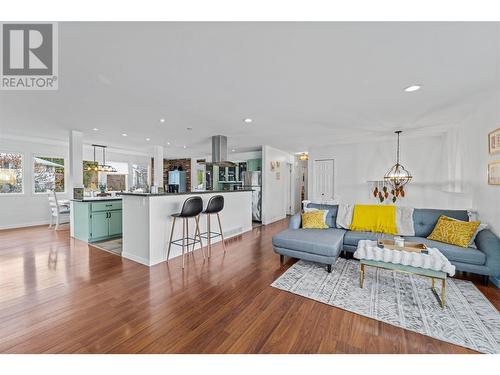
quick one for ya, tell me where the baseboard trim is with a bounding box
[263,215,286,226]
[121,252,151,266]
[0,220,51,230]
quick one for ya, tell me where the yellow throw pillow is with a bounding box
[427,215,480,248]
[349,204,397,234]
[302,210,328,229]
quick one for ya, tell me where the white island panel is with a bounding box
[122,191,252,266]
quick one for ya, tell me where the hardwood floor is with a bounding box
[0,220,498,354]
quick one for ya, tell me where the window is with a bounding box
[33,156,65,193]
[106,174,126,191]
[132,164,149,190]
[0,152,23,194]
[83,161,98,190]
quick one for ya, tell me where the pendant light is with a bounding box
[384,131,412,193]
[86,144,117,173]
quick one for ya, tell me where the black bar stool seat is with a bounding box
[199,195,226,257]
[166,196,204,268]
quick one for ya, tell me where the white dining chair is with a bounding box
[48,190,70,230]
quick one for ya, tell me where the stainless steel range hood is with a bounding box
[202,135,236,167]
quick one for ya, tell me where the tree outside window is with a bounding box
[83,161,98,191]
[0,152,23,194]
[33,156,65,193]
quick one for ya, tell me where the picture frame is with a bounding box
[488,161,500,185]
[488,128,500,154]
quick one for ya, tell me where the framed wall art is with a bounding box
[488,160,500,185]
[489,128,500,154]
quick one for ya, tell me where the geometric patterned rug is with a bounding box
[271,258,500,353]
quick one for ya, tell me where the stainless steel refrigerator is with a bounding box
[242,171,262,222]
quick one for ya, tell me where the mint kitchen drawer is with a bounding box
[91,201,122,212]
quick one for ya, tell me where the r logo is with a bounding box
[2,23,53,76]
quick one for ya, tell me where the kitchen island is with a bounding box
[119,190,252,266]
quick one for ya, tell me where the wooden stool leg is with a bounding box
[182,218,186,269]
[217,213,226,252]
[194,215,204,258]
[207,214,211,257]
[166,217,176,262]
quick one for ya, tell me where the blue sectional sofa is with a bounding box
[272,203,500,284]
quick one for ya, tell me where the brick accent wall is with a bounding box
[151,158,191,192]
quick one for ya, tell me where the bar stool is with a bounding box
[200,195,226,257]
[166,196,204,268]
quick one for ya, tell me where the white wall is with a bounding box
[460,90,500,235]
[308,134,472,210]
[307,90,500,236]
[0,137,150,229]
[262,145,294,225]
[0,138,71,229]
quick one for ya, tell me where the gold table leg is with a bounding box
[360,263,365,288]
[441,278,446,308]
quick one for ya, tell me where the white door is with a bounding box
[284,162,293,215]
[313,159,334,203]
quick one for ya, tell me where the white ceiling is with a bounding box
[0,22,499,157]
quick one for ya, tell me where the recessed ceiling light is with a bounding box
[145,138,151,141]
[167,142,170,145]
[243,118,253,124]
[122,133,128,137]
[183,145,187,149]
[92,127,99,131]
[159,118,165,123]
[404,85,421,92]
[231,149,236,152]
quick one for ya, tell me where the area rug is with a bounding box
[90,238,122,256]
[271,258,500,353]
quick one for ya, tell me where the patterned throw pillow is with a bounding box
[301,210,328,229]
[427,215,480,248]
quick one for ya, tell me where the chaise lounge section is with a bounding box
[272,203,500,284]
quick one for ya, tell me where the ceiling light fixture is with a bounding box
[160,118,165,123]
[183,145,187,149]
[122,133,128,137]
[298,153,309,161]
[243,118,253,124]
[86,144,117,173]
[231,149,236,152]
[92,127,99,131]
[145,138,151,141]
[383,130,412,201]
[404,85,421,92]
[167,142,170,145]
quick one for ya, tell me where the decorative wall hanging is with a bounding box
[489,128,500,154]
[488,161,500,185]
[370,180,405,203]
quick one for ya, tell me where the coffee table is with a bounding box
[354,240,455,308]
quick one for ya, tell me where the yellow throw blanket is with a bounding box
[349,204,397,234]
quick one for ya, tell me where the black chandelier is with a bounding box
[86,144,117,173]
[384,130,412,191]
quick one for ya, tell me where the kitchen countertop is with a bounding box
[118,189,253,197]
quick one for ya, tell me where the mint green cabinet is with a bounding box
[73,200,122,243]
[108,211,122,237]
[91,212,109,239]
